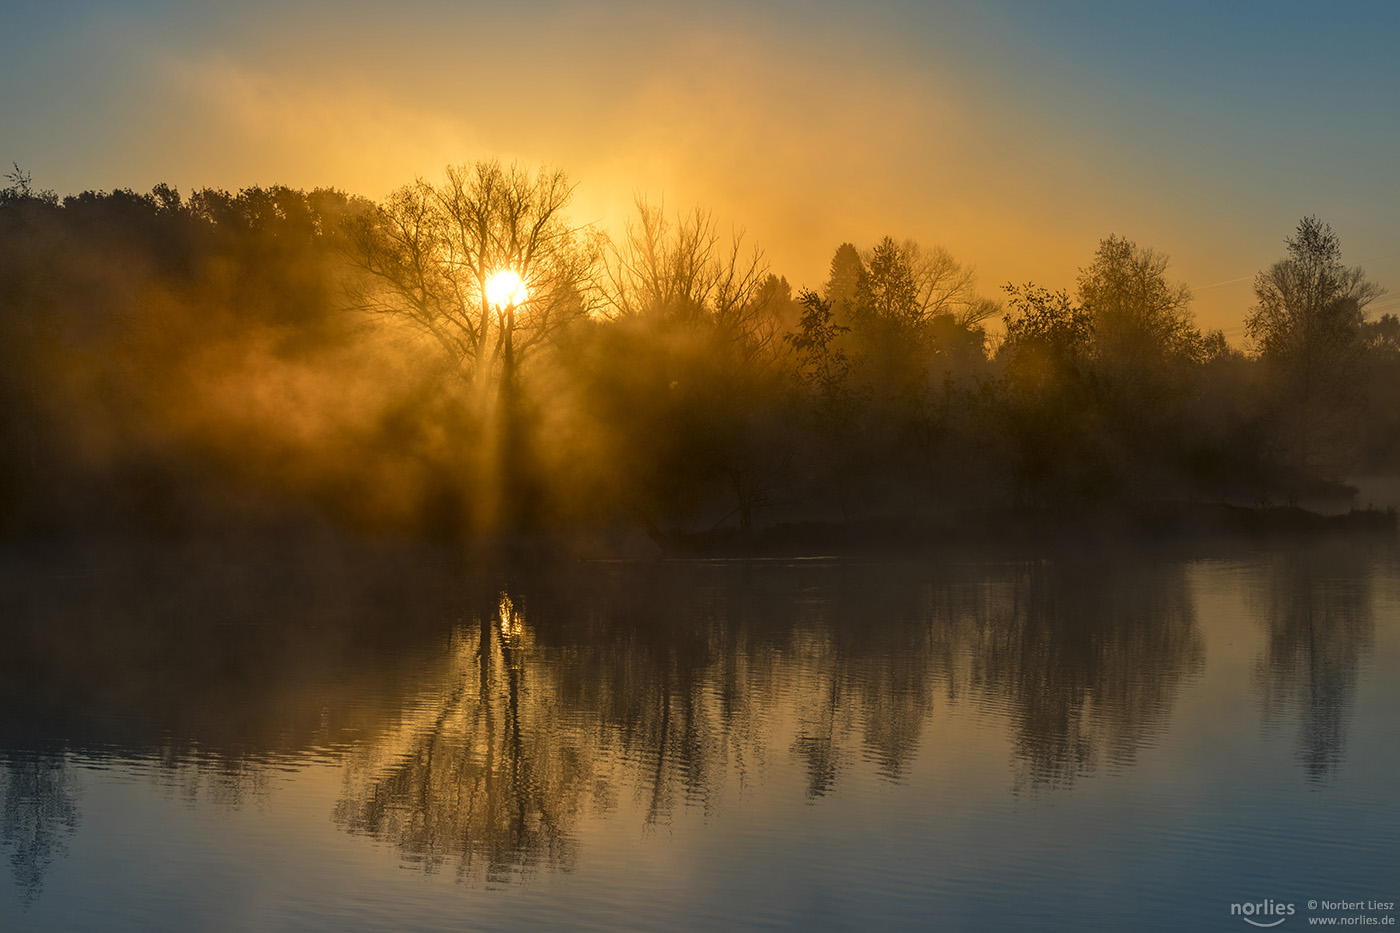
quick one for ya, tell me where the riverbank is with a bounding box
[646,502,1398,558]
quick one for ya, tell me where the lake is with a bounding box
[1,536,1397,931]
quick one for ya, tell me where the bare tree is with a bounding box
[903,240,998,328]
[853,238,997,331]
[599,199,716,325]
[347,161,599,404]
[601,199,770,336]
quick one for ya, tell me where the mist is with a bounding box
[1,165,1396,552]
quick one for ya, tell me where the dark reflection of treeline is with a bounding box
[328,558,1210,879]
[0,537,463,747]
[2,170,1395,545]
[0,536,469,898]
[1250,544,1376,782]
[0,549,1385,890]
[973,562,1206,791]
[0,751,80,904]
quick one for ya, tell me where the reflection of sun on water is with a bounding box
[498,592,524,641]
[486,269,528,307]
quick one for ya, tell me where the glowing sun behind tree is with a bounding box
[486,269,528,308]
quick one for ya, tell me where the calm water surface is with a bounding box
[1,539,1397,931]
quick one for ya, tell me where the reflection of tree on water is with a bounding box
[332,569,793,880]
[773,561,1205,794]
[0,538,466,897]
[972,561,1205,792]
[0,550,1226,890]
[0,751,80,903]
[1252,547,1374,782]
[331,560,1212,880]
[514,570,750,831]
[333,590,592,881]
[811,569,951,785]
[790,630,842,798]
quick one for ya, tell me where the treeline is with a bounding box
[0,162,1395,542]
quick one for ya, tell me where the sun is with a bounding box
[485,269,528,307]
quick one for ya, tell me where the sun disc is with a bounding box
[486,269,528,307]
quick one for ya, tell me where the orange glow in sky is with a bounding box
[4,1,1398,338]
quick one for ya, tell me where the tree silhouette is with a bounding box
[823,242,866,323]
[996,284,1100,503]
[600,197,770,339]
[1077,234,1200,366]
[1246,217,1384,477]
[786,290,852,413]
[860,236,920,326]
[1075,235,1204,494]
[0,164,57,206]
[348,161,598,406]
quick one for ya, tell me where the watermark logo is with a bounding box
[1231,900,1296,927]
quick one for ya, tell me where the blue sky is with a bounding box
[4,0,1398,335]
